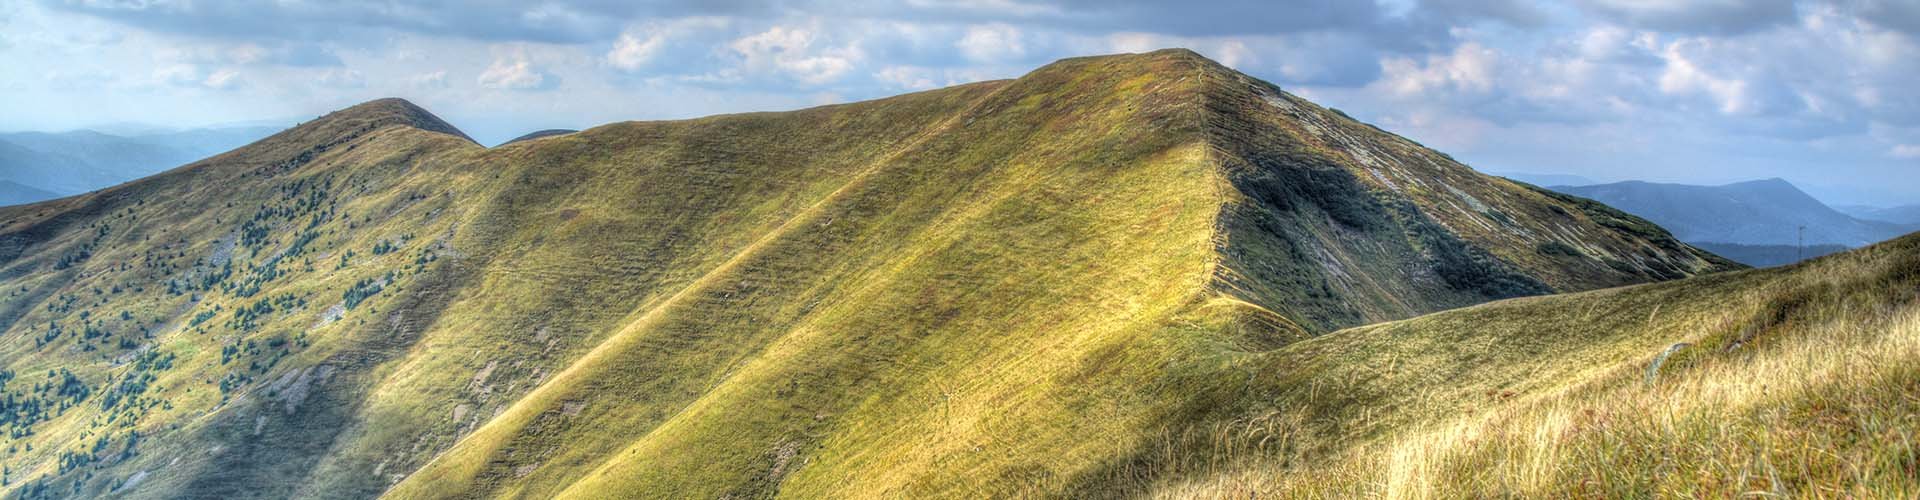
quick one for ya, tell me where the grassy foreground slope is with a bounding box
[0,50,1734,499]
[1158,230,1920,498]
[389,51,1729,498]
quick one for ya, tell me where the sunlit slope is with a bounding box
[390,50,1732,498]
[1158,231,1920,498]
[279,76,1007,499]
[0,84,1003,498]
[388,46,1228,500]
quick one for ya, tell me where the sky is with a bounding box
[1,0,1917,206]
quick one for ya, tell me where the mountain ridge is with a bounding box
[498,129,578,146]
[0,49,1739,499]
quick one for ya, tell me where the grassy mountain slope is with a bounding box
[0,50,1735,499]
[1159,231,1920,498]
[390,51,1729,498]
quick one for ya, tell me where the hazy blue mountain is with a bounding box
[0,180,59,206]
[0,125,281,200]
[1688,242,1850,268]
[499,128,578,146]
[1836,203,1920,226]
[1555,178,1912,248]
[1492,171,1597,187]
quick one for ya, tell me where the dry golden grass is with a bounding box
[1157,236,1920,499]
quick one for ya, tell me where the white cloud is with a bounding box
[1213,40,1254,68]
[607,29,666,71]
[728,25,860,85]
[317,68,366,88]
[478,55,556,90]
[203,68,241,89]
[1378,41,1499,97]
[957,23,1025,62]
[227,44,269,65]
[1655,39,1754,114]
[1893,144,1920,159]
[876,65,937,90]
[1106,32,1165,54]
[153,64,196,87]
[409,70,450,89]
[153,63,241,89]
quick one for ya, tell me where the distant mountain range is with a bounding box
[1687,241,1851,268]
[500,128,578,145]
[0,125,281,205]
[1552,178,1913,251]
[0,180,59,206]
[1491,171,1598,187]
[1836,203,1920,226]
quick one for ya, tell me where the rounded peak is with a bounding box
[1019,47,1241,90]
[318,98,475,144]
[499,129,578,147]
[1728,177,1795,188]
[1143,47,1207,59]
[1058,47,1222,66]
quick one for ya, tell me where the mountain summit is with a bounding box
[0,50,1735,498]
[273,97,476,147]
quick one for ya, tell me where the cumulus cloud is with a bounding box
[408,70,451,89]
[1379,42,1500,97]
[607,29,666,70]
[875,65,937,90]
[317,68,367,88]
[203,68,242,88]
[1655,40,1756,114]
[957,23,1024,62]
[728,25,860,84]
[478,55,559,90]
[153,64,242,89]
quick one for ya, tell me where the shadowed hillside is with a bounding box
[0,50,1737,499]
